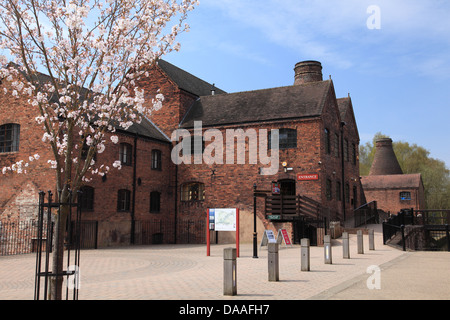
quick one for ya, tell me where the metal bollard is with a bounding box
[268,243,279,281]
[357,230,364,254]
[324,235,332,264]
[223,248,237,296]
[301,238,310,271]
[342,232,350,259]
[369,229,375,250]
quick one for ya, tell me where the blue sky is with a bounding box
[165,0,450,169]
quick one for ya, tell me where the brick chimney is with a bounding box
[369,138,403,176]
[294,60,323,85]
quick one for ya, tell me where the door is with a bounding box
[279,179,296,196]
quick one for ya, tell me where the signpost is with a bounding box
[207,208,239,257]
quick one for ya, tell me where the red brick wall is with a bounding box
[0,77,55,221]
[363,187,423,214]
[136,65,198,138]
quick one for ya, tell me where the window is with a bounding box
[336,181,342,201]
[326,179,332,201]
[119,143,132,166]
[117,189,131,211]
[344,139,349,162]
[151,149,162,170]
[345,183,350,203]
[150,191,161,213]
[334,133,339,157]
[181,182,205,201]
[352,143,357,165]
[400,192,411,201]
[269,128,297,150]
[80,186,94,211]
[81,137,97,161]
[324,128,330,154]
[0,123,20,153]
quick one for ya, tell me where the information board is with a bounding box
[213,208,237,231]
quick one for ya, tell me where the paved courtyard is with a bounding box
[0,224,449,301]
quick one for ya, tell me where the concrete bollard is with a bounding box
[268,243,279,281]
[223,248,237,296]
[301,238,310,271]
[324,235,332,264]
[369,229,375,250]
[357,230,364,254]
[342,232,350,259]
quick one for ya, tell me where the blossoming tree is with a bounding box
[0,0,199,299]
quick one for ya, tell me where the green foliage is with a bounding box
[360,133,450,209]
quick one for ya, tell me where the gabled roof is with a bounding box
[157,59,226,97]
[361,173,423,189]
[7,62,170,143]
[337,96,360,141]
[180,80,332,128]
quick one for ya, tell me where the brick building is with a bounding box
[143,59,363,244]
[1,59,364,247]
[0,66,175,247]
[361,138,425,214]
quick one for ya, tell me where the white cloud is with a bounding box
[204,0,450,77]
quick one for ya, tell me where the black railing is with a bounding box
[353,201,379,227]
[383,208,450,251]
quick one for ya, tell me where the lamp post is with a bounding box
[253,183,258,258]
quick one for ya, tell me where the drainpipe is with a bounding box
[340,121,346,222]
[131,133,138,245]
[174,163,178,244]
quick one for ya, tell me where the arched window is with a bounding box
[0,123,20,153]
[117,189,131,212]
[119,143,132,166]
[151,149,162,170]
[80,186,95,211]
[181,182,205,201]
[150,191,161,213]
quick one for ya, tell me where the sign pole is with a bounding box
[206,208,210,256]
[236,208,240,257]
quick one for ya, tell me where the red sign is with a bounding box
[272,182,281,194]
[297,174,319,181]
[281,229,292,246]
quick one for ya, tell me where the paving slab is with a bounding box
[0,224,448,301]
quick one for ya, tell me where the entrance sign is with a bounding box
[207,208,239,257]
[297,174,319,181]
[277,229,292,246]
[260,230,277,247]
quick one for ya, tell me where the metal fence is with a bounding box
[1,217,207,256]
[0,220,51,256]
[135,218,206,245]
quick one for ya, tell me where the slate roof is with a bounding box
[157,59,226,97]
[337,97,350,119]
[8,62,170,143]
[180,80,332,128]
[361,173,423,189]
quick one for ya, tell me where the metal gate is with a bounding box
[34,190,82,300]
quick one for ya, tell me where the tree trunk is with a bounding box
[49,195,70,300]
